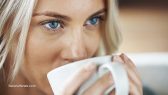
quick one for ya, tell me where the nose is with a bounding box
[60,27,88,62]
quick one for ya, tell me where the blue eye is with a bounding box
[86,17,101,25]
[43,21,61,30]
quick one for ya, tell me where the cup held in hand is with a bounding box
[47,55,129,95]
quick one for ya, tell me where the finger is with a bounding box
[83,72,114,95]
[112,55,125,64]
[114,54,141,85]
[113,55,140,82]
[113,54,142,95]
[120,54,142,84]
[126,65,142,88]
[120,54,143,95]
[120,53,136,69]
[127,68,143,95]
[129,80,140,95]
[62,63,97,95]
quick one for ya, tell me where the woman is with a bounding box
[0,0,142,95]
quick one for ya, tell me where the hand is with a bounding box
[60,54,143,95]
[110,54,143,95]
[59,63,113,95]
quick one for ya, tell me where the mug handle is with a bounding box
[99,62,129,95]
[76,62,129,95]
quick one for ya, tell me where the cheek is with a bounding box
[85,31,101,56]
[24,28,63,70]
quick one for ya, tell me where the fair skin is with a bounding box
[7,0,142,95]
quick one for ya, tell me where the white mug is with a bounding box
[47,55,129,95]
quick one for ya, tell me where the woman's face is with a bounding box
[22,0,105,94]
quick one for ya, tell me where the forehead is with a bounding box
[34,0,105,17]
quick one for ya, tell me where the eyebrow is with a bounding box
[88,8,106,19]
[33,8,106,21]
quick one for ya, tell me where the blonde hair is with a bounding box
[0,0,121,86]
[0,0,37,84]
[98,0,122,55]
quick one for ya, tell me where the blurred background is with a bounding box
[118,0,168,52]
[118,0,168,95]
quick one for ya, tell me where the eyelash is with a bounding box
[85,15,104,26]
[40,19,64,32]
[40,15,104,32]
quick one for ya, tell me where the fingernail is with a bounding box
[120,53,124,58]
[113,55,124,64]
[113,56,121,61]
